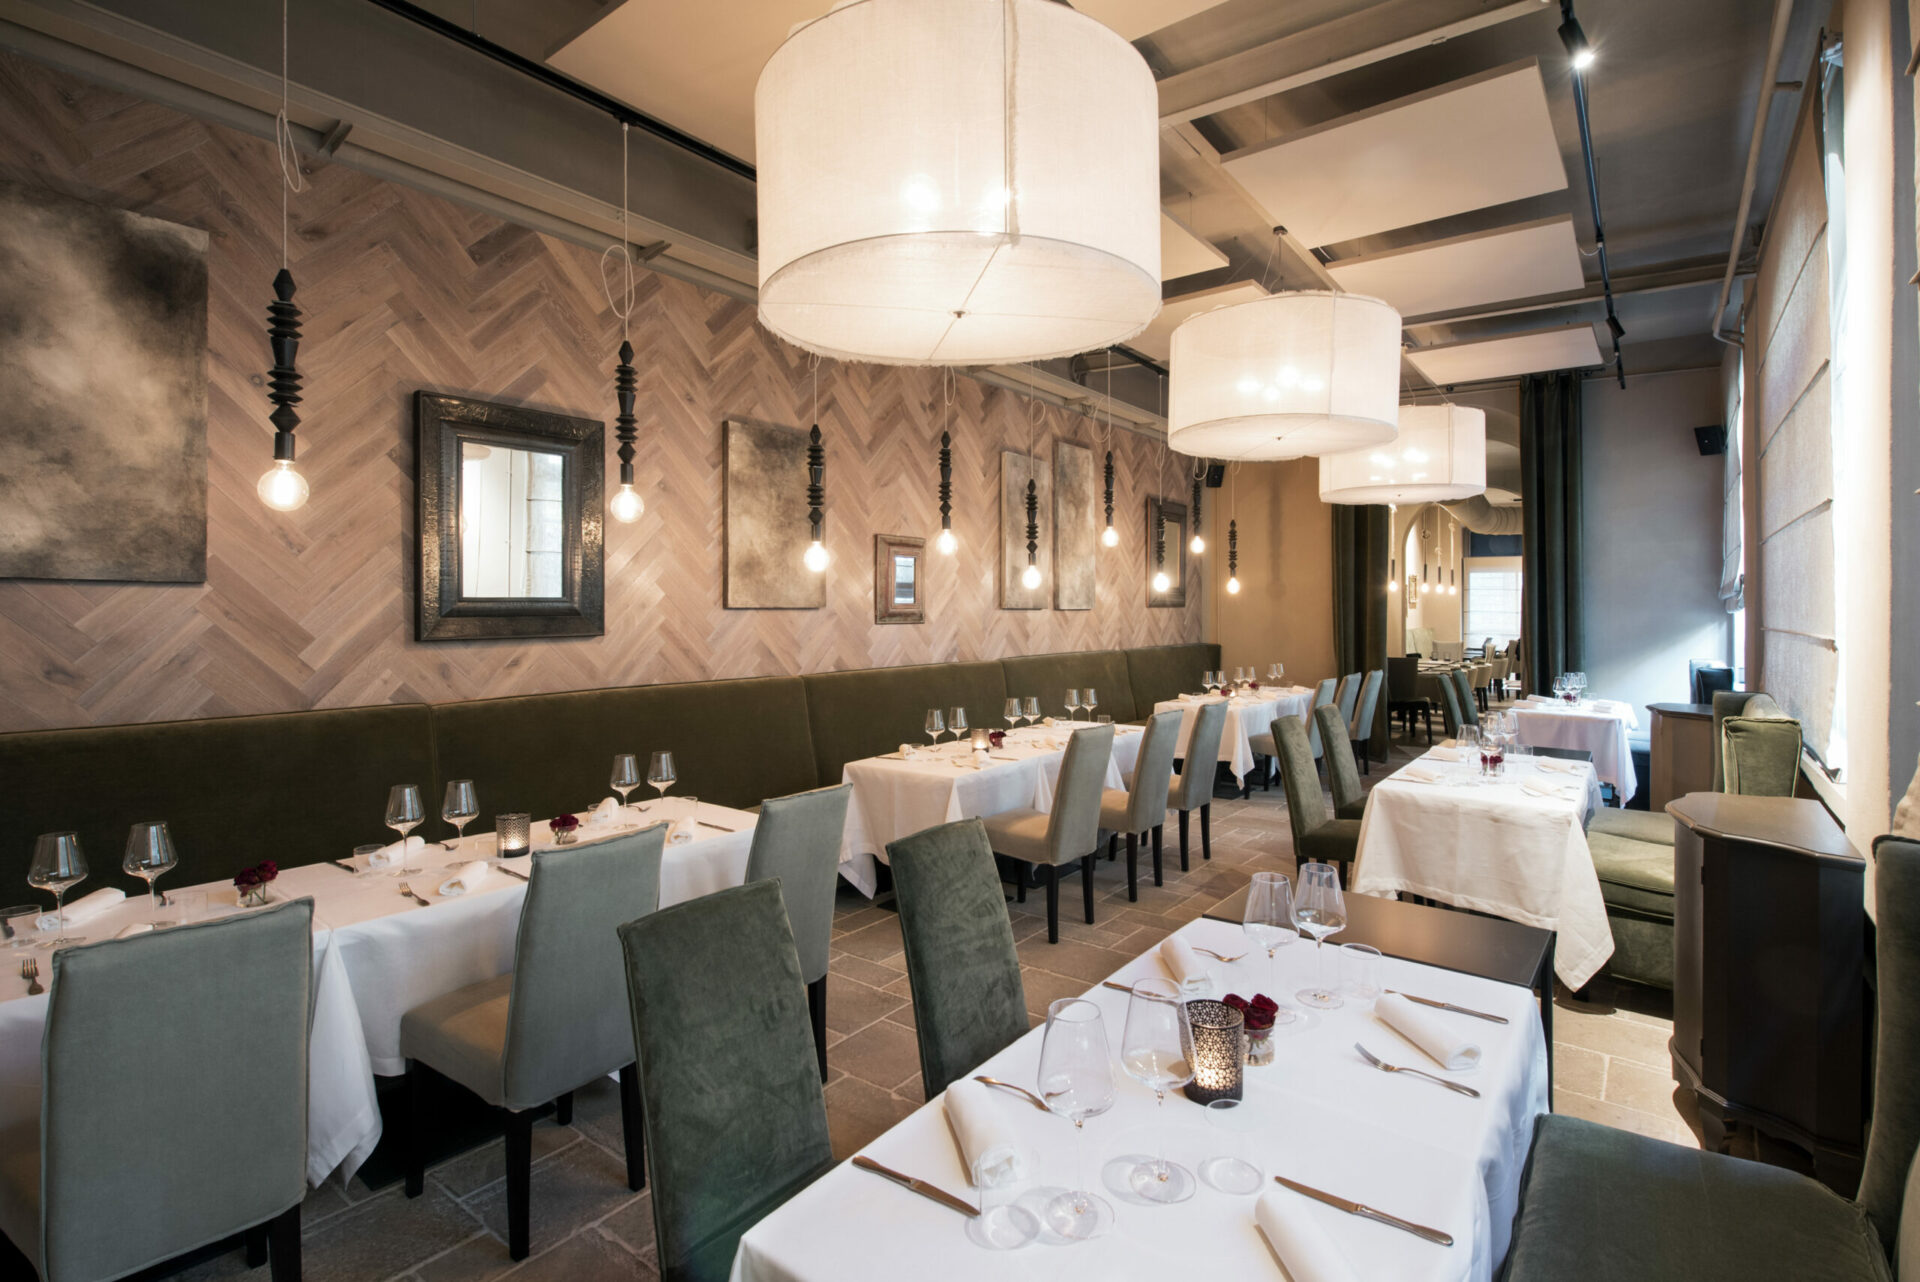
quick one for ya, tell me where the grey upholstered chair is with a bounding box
[1348,669,1385,774]
[1100,708,1183,900]
[0,898,313,1282]
[1168,698,1228,870]
[1305,676,1339,761]
[402,827,665,1260]
[1436,669,1465,737]
[887,819,1029,1099]
[984,723,1115,943]
[745,782,852,1081]
[618,881,835,1282]
[1274,715,1360,874]
[1449,668,1480,730]
[1335,672,1361,726]
[1259,677,1338,792]
[1501,835,1920,1281]
[1314,703,1367,822]
[1386,657,1434,744]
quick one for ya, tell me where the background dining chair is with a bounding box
[983,723,1115,943]
[401,828,665,1261]
[744,782,853,1081]
[1386,657,1433,744]
[1437,671,1465,738]
[1449,669,1480,730]
[1314,704,1368,822]
[618,881,835,1282]
[887,819,1029,1099]
[1348,669,1385,774]
[1274,716,1360,876]
[1099,708,1182,899]
[1305,676,1339,763]
[0,899,313,1282]
[1335,672,1361,727]
[1168,698,1227,870]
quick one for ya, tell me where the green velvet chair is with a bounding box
[0,899,313,1282]
[401,828,665,1260]
[1436,669,1465,738]
[1500,835,1920,1282]
[744,783,853,1081]
[1314,703,1367,822]
[1274,715,1360,874]
[887,819,1030,1099]
[1334,672,1361,726]
[618,881,835,1282]
[1450,668,1480,729]
[1348,669,1385,774]
[1168,699,1228,870]
[1099,709,1183,900]
[983,724,1115,943]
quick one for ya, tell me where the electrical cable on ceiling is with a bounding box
[1561,0,1626,388]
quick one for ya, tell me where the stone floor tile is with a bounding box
[431,1123,580,1201]
[827,1017,923,1092]
[1603,1057,1688,1117]
[823,976,907,1036]
[463,1138,643,1262]
[1550,1043,1607,1100]
[499,1227,651,1281]
[298,1184,483,1282]
[824,1074,917,1160]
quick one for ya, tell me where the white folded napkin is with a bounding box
[1426,748,1464,763]
[1398,765,1444,784]
[1159,937,1210,994]
[1438,738,1459,749]
[1376,992,1482,1071]
[36,887,125,932]
[1179,692,1202,702]
[1521,779,1569,799]
[944,1079,1030,1189]
[583,796,623,829]
[896,743,921,760]
[368,834,425,868]
[437,861,493,898]
[115,922,155,939]
[1534,759,1579,774]
[1256,1188,1359,1282]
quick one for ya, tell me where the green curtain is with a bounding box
[1331,504,1391,760]
[1520,371,1584,692]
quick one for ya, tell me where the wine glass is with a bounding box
[1022,696,1040,726]
[1242,870,1297,995]
[441,779,479,850]
[1268,663,1283,683]
[1035,998,1116,1240]
[924,708,946,747]
[0,905,39,952]
[1292,862,1349,1009]
[1083,688,1098,720]
[385,784,424,876]
[1004,698,1022,732]
[648,751,677,801]
[1121,978,1196,1203]
[610,754,640,813]
[29,832,88,944]
[1065,689,1082,722]
[123,821,177,920]
[948,706,968,745]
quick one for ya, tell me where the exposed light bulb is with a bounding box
[609,483,644,524]
[1226,575,1241,595]
[1021,562,1042,590]
[1449,584,1458,595]
[936,527,958,556]
[1571,47,1595,71]
[803,540,829,572]
[257,458,309,512]
[1388,579,1399,593]
[1100,524,1119,548]
[1152,570,1170,593]
[1189,533,1206,555]
[1419,581,1430,594]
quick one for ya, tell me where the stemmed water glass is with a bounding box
[29,832,88,944]
[948,706,968,745]
[1023,696,1041,727]
[1572,671,1588,701]
[1121,978,1196,1203]
[1242,870,1296,995]
[1004,698,1022,732]
[385,784,424,876]
[1292,862,1349,1009]
[924,708,946,748]
[649,751,677,802]
[1035,997,1116,1240]
[610,755,640,813]
[122,821,177,919]
[1065,689,1082,722]
[442,780,479,850]
[1083,688,1099,720]
[1269,663,1284,684]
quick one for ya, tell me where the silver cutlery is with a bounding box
[397,882,431,908]
[328,859,359,874]
[20,958,42,996]
[1193,946,1247,963]
[972,1075,1051,1114]
[1354,1043,1480,1098]
[1272,1174,1453,1247]
[1386,991,1509,1024]
[851,1156,978,1217]
[1101,980,1137,994]
[697,820,735,832]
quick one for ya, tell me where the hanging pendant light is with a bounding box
[1020,391,1042,590]
[803,357,829,572]
[1318,403,1485,505]
[755,0,1161,365]
[607,123,644,525]
[935,370,957,554]
[1226,520,1240,595]
[1099,359,1119,547]
[1189,463,1206,555]
[1168,290,1401,461]
[258,0,309,513]
[1387,557,1398,593]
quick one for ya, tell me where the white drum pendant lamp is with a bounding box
[754,0,1161,365]
[1167,291,1402,460]
[1317,403,1486,504]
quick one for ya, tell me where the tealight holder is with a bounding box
[970,728,991,751]
[1182,999,1245,1104]
[495,813,531,857]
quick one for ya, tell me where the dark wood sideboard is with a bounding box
[1648,702,1716,810]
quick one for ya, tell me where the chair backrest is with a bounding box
[1314,704,1364,818]
[1121,710,1184,831]
[1722,716,1803,798]
[1171,699,1229,810]
[1274,715,1331,849]
[1712,690,1789,792]
[1350,670,1384,742]
[620,881,834,1282]
[1335,673,1361,723]
[1042,724,1116,863]
[745,783,853,985]
[39,898,313,1281]
[1387,656,1419,702]
[1858,837,1920,1268]
[1449,669,1479,726]
[505,827,666,1108]
[1437,671,1465,737]
[1307,677,1338,757]
[887,819,1029,1098]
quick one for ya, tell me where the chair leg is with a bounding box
[1044,865,1060,943]
[1151,825,1163,887]
[1178,808,1191,872]
[618,1062,648,1191]
[1107,833,1118,862]
[266,1203,300,1282]
[1260,758,1272,791]
[806,975,828,1082]
[1125,832,1138,902]
[244,1226,268,1269]
[1200,804,1212,861]
[1014,862,1027,903]
[1081,855,1096,924]
[505,1108,534,1261]
[554,1090,573,1126]
[1360,742,1371,776]
[403,1059,426,1199]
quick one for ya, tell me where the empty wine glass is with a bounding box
[1083,688,1098,719]
[1022,696,1040,726]
[948,707,968,744]
[440,780,479,850]
[1004,697,1022,731]
[1292,862,1349,1009]
[1065,689,1082,721]
[29,832,88,944]
[1200,1098,1263,1194]
[648,751,677,801]
[385,784,424,875]
[610,754,640,813]
[0,905,38,952]
[924,708,946,747]
[122,821,177,919]
[1243,870,1297,995]
[1121,978,1196,1203]
[1036,998,1116,1240]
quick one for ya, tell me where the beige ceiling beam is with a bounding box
[1399,261,1730,329]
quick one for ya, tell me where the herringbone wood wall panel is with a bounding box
[0,55,1199,733]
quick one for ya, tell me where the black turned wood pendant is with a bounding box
[1228,519,1238,578]
[1024,476,1039,566]
[1103,449,1115,529]
[938,431,953,533]
[1154,505,1166,570]
[614,339,638,487]
[1191,474,1203,540]
[807,424,826,543]
[267,267,302,461]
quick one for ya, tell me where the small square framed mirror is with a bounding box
[874,533,926,624]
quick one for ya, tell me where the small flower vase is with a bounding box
[1245,1025,1275,1067]
[552,829,577,846]
[237,884,270,908]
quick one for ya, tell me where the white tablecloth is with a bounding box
[1510,699,1640,803]
[732,916,1547,1282]
[0,801,756,1188]
[1352,752,1615,989]
[1153,688,1315,783]
[838,726,1142,897]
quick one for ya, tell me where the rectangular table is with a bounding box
[1153,688,1315,784]
[732,916,1548,1282]
[1510,698,1640,803]
[0,800,756,1188]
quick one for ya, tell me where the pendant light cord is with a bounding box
[1001,0,1020,245]
[275,0,307,271]
[600,122,635,338]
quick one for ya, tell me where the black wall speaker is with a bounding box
[1695,424,1727,456]
[1204,462,1225,487]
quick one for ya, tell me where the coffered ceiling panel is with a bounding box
[1406,325,1604,386]
[1069,0,1234,41]
[1129,280,1266,361]
[1326,217,1587,319]
[1161,210,1230,281]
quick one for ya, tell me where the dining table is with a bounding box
[1509,697,1640,803]
[1151,688,1316,785]
[0,799,756,1188]
[837,723,1143,897]
[730,915,1548,1282]
[1350,748,1615,990]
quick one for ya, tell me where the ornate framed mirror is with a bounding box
[874,533,925,624]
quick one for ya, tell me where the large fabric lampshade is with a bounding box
[755,0,1161,365]
[1318,403,1487,504]
[1168,290,1402,460]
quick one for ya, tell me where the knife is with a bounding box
[496,864,529,881]
[1272,1175,1453,1247]
[328,859,358,874]
[852,1156,978,1217]
[697,820,736,833]
[1386,990,1509,1024]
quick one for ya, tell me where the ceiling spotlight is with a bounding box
[1606,313,1626,340]
[1559,12,1594,71]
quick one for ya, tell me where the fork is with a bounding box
[972,1075,1052,1114]
[20,957,42,996]
[1192,946,1247,963]
[397,882,431,908]
[1354,1043,1480,1097]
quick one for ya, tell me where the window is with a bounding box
[1465,565,1522,650]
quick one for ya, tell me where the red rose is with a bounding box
[550,813,579,834]
[1250,994,1280,1015]
[1249,680,1260,690]
[988,730,1006,747]
[257,860,279,882]
[1222,993,1250,1015]
[234,868,259,889]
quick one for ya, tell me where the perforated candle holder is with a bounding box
[495,813,531,857]
[1182,999,1244,1104]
